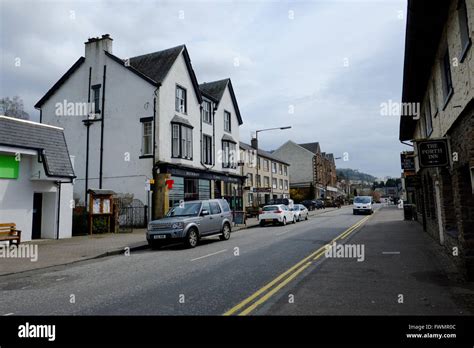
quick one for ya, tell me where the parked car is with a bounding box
[146,199,232,249]
[266,198,294,209]
[259,204,295,226]
[291,204,309,221]
[353,196,374,215]
[314,199,325,209]
[301,200,315,211]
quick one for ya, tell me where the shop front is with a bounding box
[156,164,245,216]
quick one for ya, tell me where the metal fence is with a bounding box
[114,198,148,233]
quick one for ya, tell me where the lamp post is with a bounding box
[254,126,291,206]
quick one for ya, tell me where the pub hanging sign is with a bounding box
[417,138,450,168]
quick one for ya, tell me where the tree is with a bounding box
[385,178,397,187]
[0,96,30,120]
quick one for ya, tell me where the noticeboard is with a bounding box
[417,139,450,168]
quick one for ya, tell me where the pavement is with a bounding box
[2,205,472,316]
[264,206,474,315]
[0,206,339,276]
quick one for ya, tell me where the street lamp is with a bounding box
[254,126,292,206]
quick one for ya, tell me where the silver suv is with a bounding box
[146,199,233,249]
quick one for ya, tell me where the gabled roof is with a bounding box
[298,142,321,155]
[239,141,289,165]
[0,116,75,178]
[199,78,243,125]
[35,57,85,108]
[129,45,202,103]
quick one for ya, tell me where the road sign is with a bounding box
[417,139,450,168]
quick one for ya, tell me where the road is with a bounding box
[0,205,470,315]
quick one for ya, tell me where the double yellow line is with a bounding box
[223,213,374,316]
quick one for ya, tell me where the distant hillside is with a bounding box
[336,168,376,182]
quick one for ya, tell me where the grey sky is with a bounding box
[0,0,408,178]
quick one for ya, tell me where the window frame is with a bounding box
[224,110,231,132]
[171,123,193,160]
[202,134,213,165]
[91,84,101,115]
[222,140,236,168]
[440,48,454,109]
[458,0,472,62]
[140,119,153,157]
[202,100,212,124]
[175,85,187,114]
[425,99,433,137]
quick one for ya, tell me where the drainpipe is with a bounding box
[56,181,62,240]
[152,85,161,220]
[84,67,92,210]
[99,65,107,189]
[434,168,445,245]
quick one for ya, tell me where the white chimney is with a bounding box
[84,34,113,59]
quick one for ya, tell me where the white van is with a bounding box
[353,196,373,215]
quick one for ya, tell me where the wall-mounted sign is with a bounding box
[417,139,449,168]
[400,152,415,171]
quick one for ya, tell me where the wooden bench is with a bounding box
[0,223,21,246]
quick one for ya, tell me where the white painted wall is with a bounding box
[158,51,202,167]
[0,152,73,241]
[214,85,241,174]
[41,46,155,206]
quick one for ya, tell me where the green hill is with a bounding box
[336,168,376,182]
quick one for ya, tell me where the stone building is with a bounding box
[399,0,474,279]
[272,140,337,199]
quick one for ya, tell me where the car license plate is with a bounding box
[154,235,166,239]
[265,219,272,222]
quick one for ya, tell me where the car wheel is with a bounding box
[293,216,296,224]
[219,223,231,241]
[185,228,199,248]
[260,221,265,227]
[305,214,308,220]
[281,217,287,226]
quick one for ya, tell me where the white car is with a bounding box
[353,196,374,215]
[259,204,295,226]
[291,204,309,222]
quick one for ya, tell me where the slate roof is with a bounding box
[199,79,243,125]
[239,141,289,165]
[128,45,202,103]
[298,142,321,155]
[199,79,229,102]
[0,116,75,178]
[129,45,184,85]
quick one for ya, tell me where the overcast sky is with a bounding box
[0,0,408,178]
